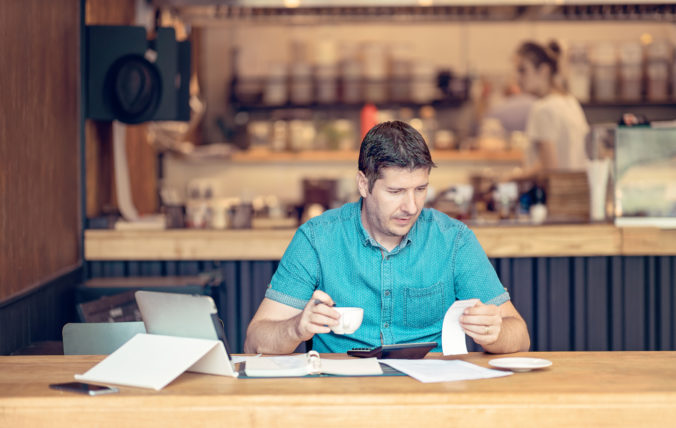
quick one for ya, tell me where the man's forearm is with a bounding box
[243,315,303,354]
[482,316,530,354]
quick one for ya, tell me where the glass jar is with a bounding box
[646,40,671,102]
[618,42,643,102]
[593,42,617,103]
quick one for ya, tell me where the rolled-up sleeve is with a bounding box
[453,226,511,305]
[265,226,320,310]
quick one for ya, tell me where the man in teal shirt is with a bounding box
[245,121,530,354]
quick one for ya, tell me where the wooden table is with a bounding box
[2,352,676,427]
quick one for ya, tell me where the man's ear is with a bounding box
[357,171,369,198]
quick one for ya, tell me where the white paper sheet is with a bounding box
[380,359,512,383]
[244,355,309,377]
[442,298,479,355]
[231,355,255,364]
[75,333,233,390]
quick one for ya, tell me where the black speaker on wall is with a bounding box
[86,25,191,124]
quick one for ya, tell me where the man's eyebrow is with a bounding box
[386,183,429,191]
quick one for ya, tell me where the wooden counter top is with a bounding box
[80,223,676,261]
[2,352,676,427]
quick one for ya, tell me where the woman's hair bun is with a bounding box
[547,40,562,58]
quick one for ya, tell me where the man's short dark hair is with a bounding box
[358,120,436,192]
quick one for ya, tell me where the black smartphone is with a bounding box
[348,342,437,359]
[49,382,119,396]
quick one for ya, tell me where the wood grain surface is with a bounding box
[84,224,627,260]
[1,352,675,427]
[0,0,80,302]
[621,227,676,256]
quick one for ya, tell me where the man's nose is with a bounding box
[401,191,418,214]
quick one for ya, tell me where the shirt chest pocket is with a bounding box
[403,282,445,328]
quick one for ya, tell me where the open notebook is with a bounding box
[243,351,383,377]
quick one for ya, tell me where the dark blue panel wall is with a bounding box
[86,256,676,354]
[0,268,81,355]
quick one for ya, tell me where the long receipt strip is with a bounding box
[442,298,479,355]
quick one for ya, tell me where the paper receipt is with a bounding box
[441,298,479,355]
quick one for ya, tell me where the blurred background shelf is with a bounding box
[228,148,524,163]
[231,98,469,113]
[163,2,676,25]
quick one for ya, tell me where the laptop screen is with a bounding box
[135,290,233,361]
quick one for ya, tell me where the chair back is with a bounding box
[62,321,146,355]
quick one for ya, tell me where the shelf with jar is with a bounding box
[569,39,676,106]
[174,3,676,24]
[230,75,471,114]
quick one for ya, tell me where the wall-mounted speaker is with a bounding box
[86,25,190,124]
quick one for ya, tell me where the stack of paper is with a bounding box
[380,359,512,383]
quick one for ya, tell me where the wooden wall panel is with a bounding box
[0,269,81,355]
[0,0,80,302]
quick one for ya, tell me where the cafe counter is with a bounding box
[83,224,676,354]
[84,224,676,260]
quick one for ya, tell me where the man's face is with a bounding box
[358,166,429,249]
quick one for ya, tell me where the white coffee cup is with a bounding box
[331,307,364,335]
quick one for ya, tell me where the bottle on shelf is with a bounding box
[567,43,591,103]
[362,42,387,104]
[341,47,362,104]
[646,39,671,102]
[360,103,378,141]
[592,42,617,103]
[618,41,642,102]
[315,38,339,104]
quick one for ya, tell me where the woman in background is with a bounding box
[516,41,590,172]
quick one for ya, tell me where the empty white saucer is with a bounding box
[488,357,552,372]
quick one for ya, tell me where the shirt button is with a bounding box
[384,290,390,296]
[384,322,390,328]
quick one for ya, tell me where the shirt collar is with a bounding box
[354,198,377,248]
[354,198,418,253]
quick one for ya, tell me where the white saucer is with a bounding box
[488,357,552,372]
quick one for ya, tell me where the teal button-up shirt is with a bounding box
[266,200,509,353]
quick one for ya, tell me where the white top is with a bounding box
[525,93,590,171]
